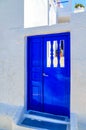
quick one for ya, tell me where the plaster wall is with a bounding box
[71,12,86,130]
[0,0,24,105]
[0,1,86,130]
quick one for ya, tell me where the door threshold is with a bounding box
[24,110,69,125]
[19,116,69,130]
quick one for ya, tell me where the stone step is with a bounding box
[12,113,78,130]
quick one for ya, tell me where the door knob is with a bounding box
[43,73,48,77]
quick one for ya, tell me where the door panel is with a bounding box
[27,37,43,111]
[43,34,70,117]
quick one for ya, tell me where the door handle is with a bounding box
[43,73,48,77]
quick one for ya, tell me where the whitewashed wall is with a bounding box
[0,0,24,105]
[0,0,86,130]
[24,0,48,28]
[71,12,86,130]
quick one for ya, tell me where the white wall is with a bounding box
[0,1,86,130]
[71,12,86,130]
[24,0,48,28]
[0,0,24,105]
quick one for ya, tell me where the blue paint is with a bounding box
[27,110,68,121]
[21,118,67,130]
[25,32,70,118]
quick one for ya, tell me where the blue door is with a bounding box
[26,32,70,118]
[43,33,70,117]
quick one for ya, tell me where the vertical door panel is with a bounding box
[27,37,43,111]
[43,33,70,117]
